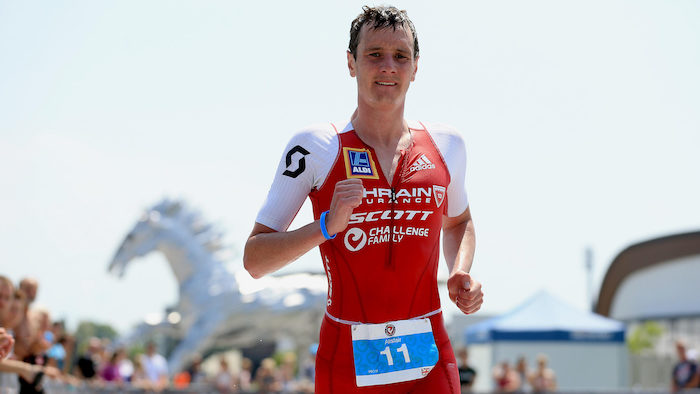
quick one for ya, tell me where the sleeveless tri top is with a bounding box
[256,120,469,324]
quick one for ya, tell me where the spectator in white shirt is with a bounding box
[140,341,168,389]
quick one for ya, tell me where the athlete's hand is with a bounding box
[325,178,364,236]
[447,271,483,315]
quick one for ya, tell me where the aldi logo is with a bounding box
[344,148,379,179]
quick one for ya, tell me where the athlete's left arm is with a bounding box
[443,206,483,315]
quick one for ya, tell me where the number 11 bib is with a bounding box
[351,318,439,387]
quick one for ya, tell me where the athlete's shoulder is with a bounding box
[257,123,341,231]
[411,122,469,215]
[413,121,463,141]
[284,121,333,143]
[410,120,465,155]
[280,122,338,156]
[279,122,343,188]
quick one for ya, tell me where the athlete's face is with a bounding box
[347,24,418,109]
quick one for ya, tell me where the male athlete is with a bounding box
[244,5,483,393]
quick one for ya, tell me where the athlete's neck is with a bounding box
[350,105,412,183]
[350,106,409,150]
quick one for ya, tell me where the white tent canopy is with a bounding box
[465,290,628,391]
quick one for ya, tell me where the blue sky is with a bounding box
[1,0,699,333]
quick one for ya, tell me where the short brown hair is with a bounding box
[349,5,419,59]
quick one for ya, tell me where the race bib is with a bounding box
[351,318,438,387]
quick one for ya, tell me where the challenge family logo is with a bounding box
[344,228,367,252]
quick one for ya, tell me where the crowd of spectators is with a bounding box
[10,273,700,393]
[198,350,315,393]
[0,275,65,393]
[0,274,320,393]
[455,346,558,393]
[0,274,570,394]
[491,354,557,393]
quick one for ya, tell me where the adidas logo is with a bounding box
[409,154,436,172]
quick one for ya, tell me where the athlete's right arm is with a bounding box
[244,222,325,279]
[244,179,363,278]
[243,125,362,278]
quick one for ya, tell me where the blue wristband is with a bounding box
[320,210,336,240]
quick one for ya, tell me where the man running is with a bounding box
[244,5,483,393]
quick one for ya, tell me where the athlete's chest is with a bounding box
[317,129,450,214]
[312,128,448,262]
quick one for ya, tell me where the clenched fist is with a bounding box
[325,178,364,236]
[447,271,483,315]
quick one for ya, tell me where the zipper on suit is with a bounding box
[387,147,409,269]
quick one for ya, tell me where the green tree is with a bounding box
[73,321,119,354]
[627,321,664,354]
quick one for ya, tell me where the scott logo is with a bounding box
[344,228,367,252]
[283,145,310,178]
[348,210,433,224]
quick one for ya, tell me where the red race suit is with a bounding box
[256,120,469,393]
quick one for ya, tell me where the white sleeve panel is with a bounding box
[424,123,469,217]
[255,124,339,231]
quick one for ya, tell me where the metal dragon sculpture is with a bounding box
[108,199,327,374]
